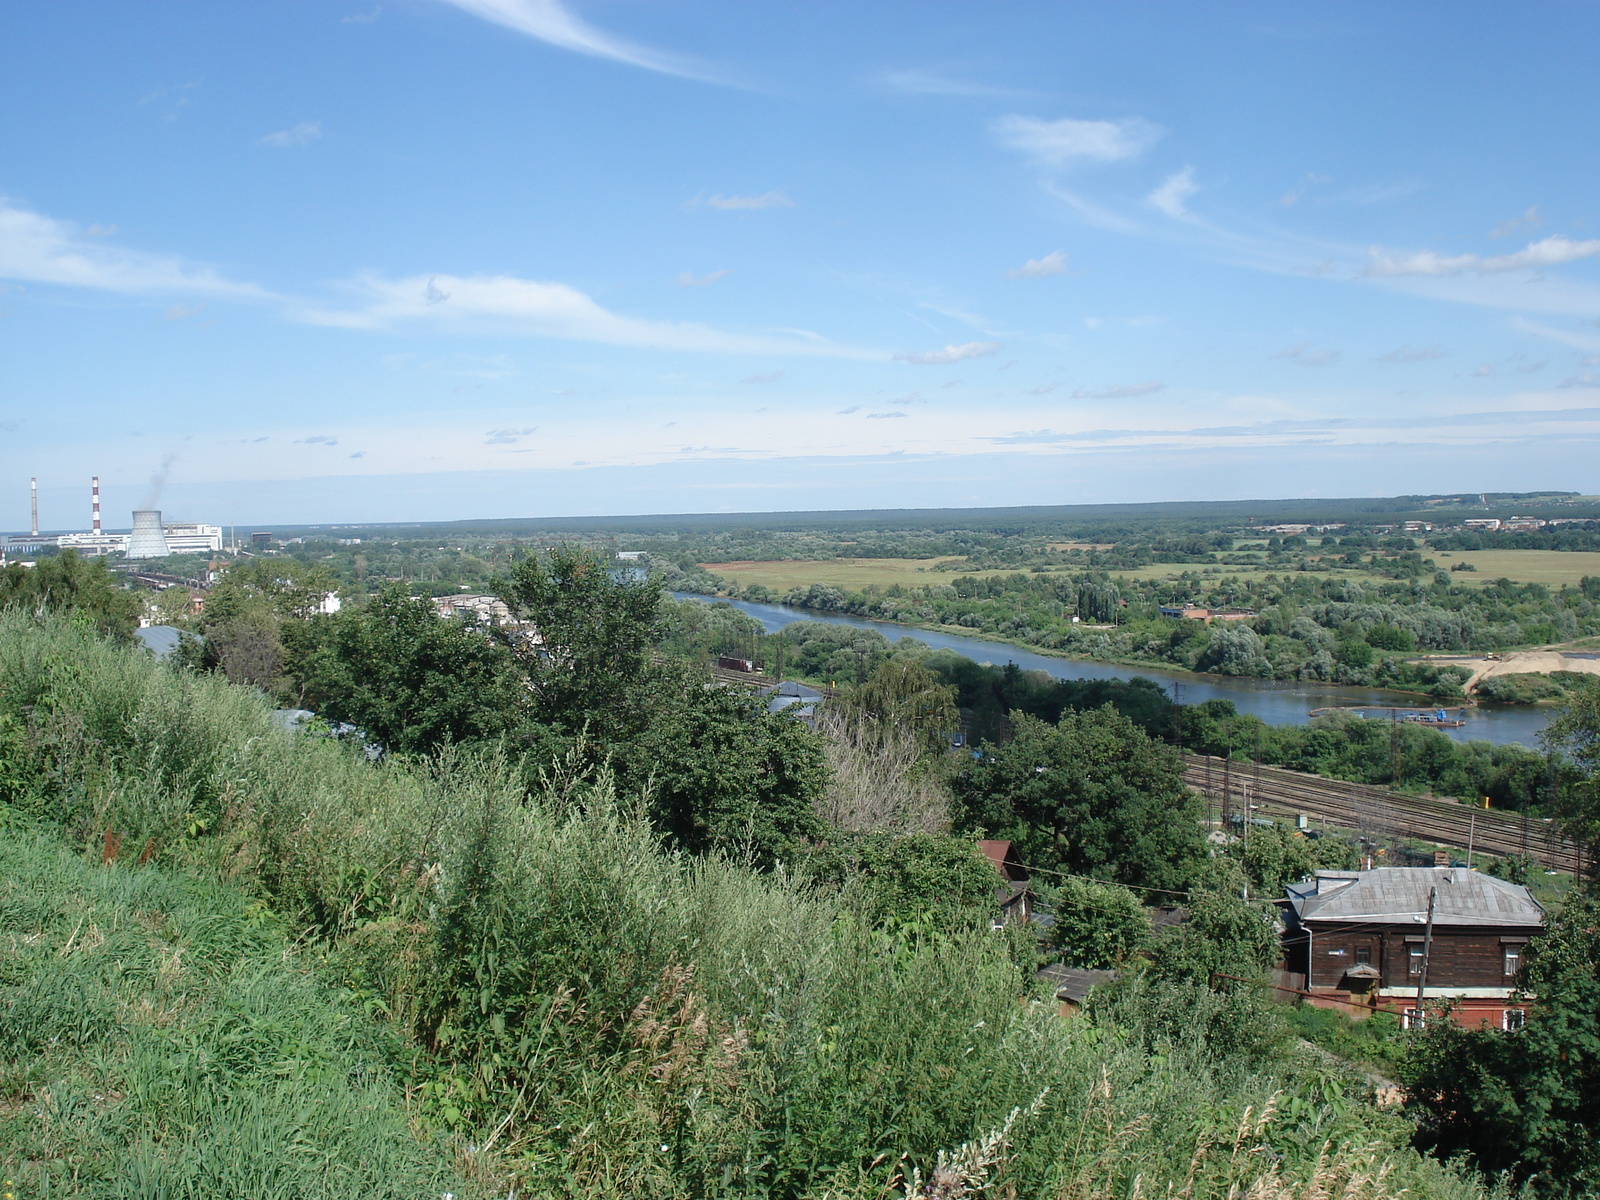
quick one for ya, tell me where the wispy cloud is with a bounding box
[837,404,861,414]
[992,115,1163,168]
[742,371,782,384]
[703,190,792,211]
[1148,166,1198,218]
[878,68,1023,98]
[1029,383,1059,395]
[484,426,537,444]
[894,340,1002,365]
[1279,173,1331,207]
[85,223,118,237]
[1007,250,1067,279]
[1367,235,1600,277]
[1374,344,1445,363]
[0,199,268,297]
[343,6,383,23]
[431,0,707,80]
[1559,373,1600,390]
[867,411,907,419]
[1511,317,1600,353]
[296,271,874,357]
[1471,355,1543,378]
[1071,381,1164,399]
[676,268,730,286]
[1271,343,1341,367]
[258,121,322,148]
[162,303,205,320]
[1491,206,1541,239]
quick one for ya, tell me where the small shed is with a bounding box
[1036,965,1119,1016]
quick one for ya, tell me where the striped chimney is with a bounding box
[30,477,38,537]
[92,476,101,534]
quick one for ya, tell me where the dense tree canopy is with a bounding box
[0,551,139,640]
[496,544,663,733]
[298,584,528,754]
[954,708,1205,894]
[624,666,826,864]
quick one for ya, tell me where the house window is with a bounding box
[1503,1009,1526,1032]
[1354,947,1372,966]
[1408,946,1425,977]
[1504,948,1521,977]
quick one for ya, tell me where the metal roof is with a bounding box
[1286,867,1543,928]
[1036,965,1118,1004]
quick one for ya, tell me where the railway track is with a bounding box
[1182,754,1584,875]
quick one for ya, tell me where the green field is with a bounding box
[703,556,1004,590]
[1427,548,1600,587]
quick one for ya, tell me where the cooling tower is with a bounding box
[126,509,171,559]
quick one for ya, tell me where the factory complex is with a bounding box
[2,477,223,561]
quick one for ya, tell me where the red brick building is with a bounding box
[1283,867,1543,1029]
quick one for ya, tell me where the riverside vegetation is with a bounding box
[4,546,1600,1196]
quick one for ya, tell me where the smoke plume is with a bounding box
[138,453,177,510]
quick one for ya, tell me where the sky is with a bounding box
[3,0,1599,530]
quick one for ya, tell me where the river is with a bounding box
[673,594,1553,749]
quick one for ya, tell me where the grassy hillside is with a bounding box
[0,828,465,1197]
[0,611,1497,1198]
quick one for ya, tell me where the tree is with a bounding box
[1545,678,1600,876]
[624,666,826,864]
[1044,877,1150,968]
[0,551,139,640]
[188,557,340,696]
[1149,889,1279,986]
[1195,625,1269,677]
[833,659,957,750]
[953,708,1205,894]
[805,832,1001,931]
[298,585,528,754]
[1404,891,1600,1195]
[1237,823,1316,898]
[496,545,663,732]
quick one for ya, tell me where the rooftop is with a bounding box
[1286,867,1543,928]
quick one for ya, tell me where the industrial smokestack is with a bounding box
[30,478,38,537]
[126,510,171,559]
[91,476,101,535]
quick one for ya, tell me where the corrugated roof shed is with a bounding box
[1286,867,1543,928]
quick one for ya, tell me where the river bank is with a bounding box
[673,592,1554,748]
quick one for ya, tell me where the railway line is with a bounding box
[1182,753,1583,875]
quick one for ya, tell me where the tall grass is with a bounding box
[0,611,1499,1199]
[0,828,469,1198]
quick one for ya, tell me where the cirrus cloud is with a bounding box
[1071,381,1165,399]
[893,340,1003,365]
[259,121,322,148]
[1148,166,1198,218]
[0,199,268,297]
[1366,235,1600,277]
[431,0,708,80]
[1007,250,1068,279]
[992,114,1163,167]
[703,190,793,211]
[295,271,875,358]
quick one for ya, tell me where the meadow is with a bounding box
[1426,548,1600,587]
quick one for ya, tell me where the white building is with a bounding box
[57,532,129,556]
[162,523,223,553]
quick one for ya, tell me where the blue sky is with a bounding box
[3,1,1599,529]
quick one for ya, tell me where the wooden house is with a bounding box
[1282,867,1543,1029]
[978,839,1033,928]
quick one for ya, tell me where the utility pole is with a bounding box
[1414,885,1437,1028]
[1466,815,1476,872]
